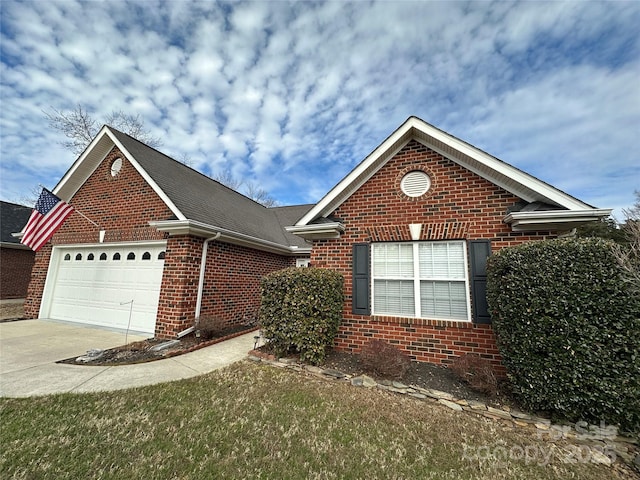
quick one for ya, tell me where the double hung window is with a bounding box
[372,241,470,321]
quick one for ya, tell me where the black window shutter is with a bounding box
[352,243,370,315]
[469,240,492,324]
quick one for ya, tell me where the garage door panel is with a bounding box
[46,244,166,334]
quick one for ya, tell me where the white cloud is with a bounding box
[0,0,638,218]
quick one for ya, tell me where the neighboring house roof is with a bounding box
[289,116,611,238]
[0,201,33,250]
[53,126,312,255]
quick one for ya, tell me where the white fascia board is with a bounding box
[105,129,186,221]
[411,120,593,211]
[504,209,612,231]
[285,222,346,240]
[150,220,310,256]
[53,126,114,200]
[297,116,595,226]
[52,127,185,221]
[296,120,416,226]
[149,219,217,237]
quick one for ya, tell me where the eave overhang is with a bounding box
[285,222,346,240]
[504,209,612,232]
[149,219,311,256]
[0,240,30,250]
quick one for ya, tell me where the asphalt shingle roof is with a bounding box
[0,201,32,244]
[109,128,312,249]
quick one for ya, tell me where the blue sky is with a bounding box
[1,0,638,218]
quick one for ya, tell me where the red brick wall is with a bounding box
[311,140,556,370]
[24,244,51,316]
[200,242,296,324]
[155,235,202,338]
[155,236,297,338]
[0,247,35,299]
[23,145,300,338]
[25,146,173,318]
[51,147,171,245]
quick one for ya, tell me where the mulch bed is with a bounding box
[254,344,520,411]
[57,325,259,366]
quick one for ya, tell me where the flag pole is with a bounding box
[38,184,100,228]
[75,209,101,228]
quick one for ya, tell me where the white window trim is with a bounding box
[371,240,472,322]
[296,258,311,268]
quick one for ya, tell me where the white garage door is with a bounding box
[43,242,166,335]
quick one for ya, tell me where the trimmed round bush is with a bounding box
[487,238,640,433]
[259,267,344,365]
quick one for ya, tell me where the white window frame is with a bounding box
[296,258,311,268]
[371,240,472,322]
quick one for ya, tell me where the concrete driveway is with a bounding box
[0,319,256,398]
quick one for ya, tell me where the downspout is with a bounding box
[196,233,221,321]
[178,233,221,338]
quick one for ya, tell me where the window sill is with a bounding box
[370,315,475,329]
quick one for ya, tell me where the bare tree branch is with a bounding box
[45,105,278,207]
[212,167,242,191]
[175,153,194,167]
[44,104,162,155]
[612,191,640,294]
[13,184,43,208]
[44,104,97,155]
[243,180,279,207]
[105,110,162,148]
[212,169,278,207]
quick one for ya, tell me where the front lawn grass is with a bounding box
[0,362,622,479]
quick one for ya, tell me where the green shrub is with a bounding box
[259,267,344,364]
[487,238,640,433]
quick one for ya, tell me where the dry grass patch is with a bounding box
[0,362,629,479]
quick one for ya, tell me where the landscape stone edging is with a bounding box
[162,326,260,357]
[247,350,639,468]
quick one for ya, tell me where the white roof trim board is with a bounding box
[285,222,345,240]
[150,219,312,255]
[295,116,610,232]
[54,126,185,221]
[49,126,310,254]
[504,209,612,232]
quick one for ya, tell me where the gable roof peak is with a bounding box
[293,116,610,232]
[52,124,310,252]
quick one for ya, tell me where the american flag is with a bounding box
[21,189,74,252]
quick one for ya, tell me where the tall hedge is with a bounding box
[259,267,344,364]
[487,238,640,433]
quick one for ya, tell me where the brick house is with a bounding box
[23,126,312,336]
[286,117,610,369]
[0,201,36,299]
[23,117,609,367]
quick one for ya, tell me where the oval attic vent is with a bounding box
[401,171,431,197]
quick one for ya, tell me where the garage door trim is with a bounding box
[40,240,167,333]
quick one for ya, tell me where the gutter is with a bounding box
[285,221,345,240]
[149,219,311,255]
[0,241,31,250]
[503,209,612,231]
